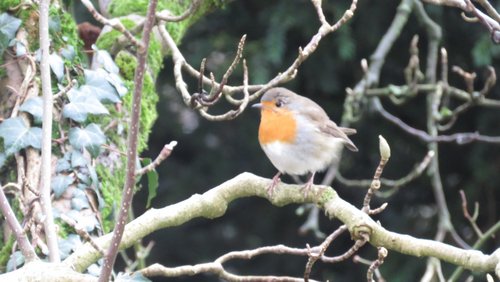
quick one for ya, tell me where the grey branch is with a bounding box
[59,173,500,279]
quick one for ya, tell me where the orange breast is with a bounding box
[258,102,297,144]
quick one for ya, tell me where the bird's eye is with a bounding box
[275,100,283,107]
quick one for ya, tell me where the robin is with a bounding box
[253,87,358,196]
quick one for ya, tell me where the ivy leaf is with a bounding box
[71,151,88,168]
[49,53,65,81]
[14,39,27,57]
[0,13,22,40]
[142,158,158,208]
[58,234,81,260]
[60,45,76,61]
[71,188,90,210]
[6,251,24,272]
[63,89,109,122]
[56,157,71,173]
[0,117,42,155]
[19,97,43,123]
[94,48,119,74]
[107,72,128,97]
[52,174,75,198]
[80,69,120,103]
[69,124,106,158]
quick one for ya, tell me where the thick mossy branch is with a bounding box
[62,173,500,276]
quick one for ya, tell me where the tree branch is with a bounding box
[61,173,500,278]
[39,0,60,263]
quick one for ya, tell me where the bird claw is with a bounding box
[301,172,316,197]
[301,182,313,197]
[267,172,282,197]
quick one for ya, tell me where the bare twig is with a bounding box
[39,0,60,263]
[337,151,434,194]
[156,0,202,22]
[99,0,159,281]
[60,214,104,255]
[459,190,483,237]
[422,0,500,43]
[141,245,320,281]
[449,220,500,281]
[161,0,358,121]
[81,0,144,50]
[374,98,500,144]
[0,183,37,262]
[135,141,177,176]
[304,225,348,281]
[367,247,388,282]
[452,66,476,93]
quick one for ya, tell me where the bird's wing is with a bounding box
[294,95,358,152]
[320,121,358,152]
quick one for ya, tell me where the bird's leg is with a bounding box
[301,172,316,197]
[267,171,282,197]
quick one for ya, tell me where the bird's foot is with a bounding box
[267,172,282,197]
[301,172,316,197]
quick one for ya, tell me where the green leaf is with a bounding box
[60,45,76,61]
[71,151,88,168]
[49,53,65,81]
[0,117,42,155]
[63,89,109,122]
[52,174,75,198]
[0,32,8,54]
[69,124,106,158]
[0,153,6,169]
[14,39,26,57]
[94,48,119,74]
[58,234,81,260]
[80,69,121,103]
[71,189,90,210]
[0,13,22,40]
[19,97,43,123]
[142,158,159,208]
[6,251,24,272]
[56,158,71,173]
[48,14,61,34]
[107,72,128,97]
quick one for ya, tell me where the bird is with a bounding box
[253,87,358,196]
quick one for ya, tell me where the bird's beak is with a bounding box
[252,103,262,109]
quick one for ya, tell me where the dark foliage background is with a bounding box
[134,0,499,281]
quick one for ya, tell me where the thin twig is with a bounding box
[81,0,144,51]
[156,0,202,22]
[60,214,104,255]
[336,151,434,194]
[374,98,500,144]
[304,225,348,281]
[136,141,177,176]
[367,247,388,282]
[459,190,483,237]
[0,183,37,262]
[98,0,159,281]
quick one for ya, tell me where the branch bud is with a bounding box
[378,135,391,162]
